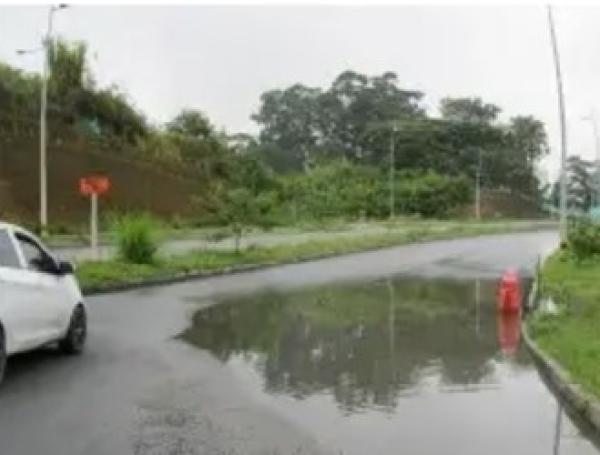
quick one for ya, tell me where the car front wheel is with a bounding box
[59,305,87,355]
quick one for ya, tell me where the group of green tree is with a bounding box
[0,38,551,232]
[250,70,548,194]
[548,156,600,213]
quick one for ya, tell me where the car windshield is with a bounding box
[0,229,21,269]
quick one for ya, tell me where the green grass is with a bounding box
[76,220,553,292]
[529,250,600,398]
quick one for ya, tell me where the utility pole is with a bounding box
[583,110,600,207]
[39,9,52,234]
[547,5,568,243]
[302,146,311,174]
[475,149,482,220]
[389,124,396,219]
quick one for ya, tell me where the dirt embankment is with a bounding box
[0,134,198,225]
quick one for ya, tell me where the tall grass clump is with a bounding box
[568,219,600,261]
[113,214,161,264]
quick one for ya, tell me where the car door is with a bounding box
[0,228,41,353]
[13,231,68,343]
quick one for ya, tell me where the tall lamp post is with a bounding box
[547,5,568,243]
[17,4,68,235]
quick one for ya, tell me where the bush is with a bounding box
[568,219,600,261]
[279,162,380,220]
[276,163,472,221]
[113,214,160,264]
[394,171,472,218]
[214,187,270,253]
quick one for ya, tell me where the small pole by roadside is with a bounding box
[90,192,98,259]
[389,124,396,220]
[79,175,110,260]
[475,149,482,220]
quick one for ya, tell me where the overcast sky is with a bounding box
[1,4,600,179]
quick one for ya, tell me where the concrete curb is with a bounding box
[81,225,558,297]
[522,280,600,433]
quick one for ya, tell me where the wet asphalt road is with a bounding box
[0,231,561,455]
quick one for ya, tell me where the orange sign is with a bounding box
[79,176,110,196]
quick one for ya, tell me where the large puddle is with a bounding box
[181,276,600,455]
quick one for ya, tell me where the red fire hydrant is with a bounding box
[497,268,522,313]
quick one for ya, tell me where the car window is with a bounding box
[0,229,21,269]
[15,233,55,273]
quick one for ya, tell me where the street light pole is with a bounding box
[39,5,69,234]
[39,10,51,234]
[547,5,568,243]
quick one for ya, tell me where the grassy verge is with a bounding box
[529,250,600,398]
[76,220,553,292]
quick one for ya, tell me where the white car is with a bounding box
[0,222,87,384]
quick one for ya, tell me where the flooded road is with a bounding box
[2,231,598,455]
[182,275,599,455]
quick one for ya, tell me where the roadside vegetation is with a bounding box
[112,214,161,264]
[0,38,561,296]
[529,220,600,398]
[2,38,551,231]
[77,219,552,292]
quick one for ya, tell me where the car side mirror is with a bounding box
[57,260,74,275]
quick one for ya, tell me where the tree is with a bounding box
[77,87,148,142]
[567,156,593,211]
[0,63,40,134]
[47,40,89,126]
[549,156,595,212]
[46,38,148,143]
[251,84,323,172]
[322,71,424,163]
[48,40,89,99]
[252,71,424,171]
[167,109,213,139]
[162,109,231,179]
[507,116,549,164]
[440,97,500,124]
[500,116,549,199]
[216,187,275,253]
[226,133,258,155]
[225,153,278,195]
[219,188,256,253]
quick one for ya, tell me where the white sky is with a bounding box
[1,4,599,180]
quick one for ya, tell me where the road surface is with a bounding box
[3,230,596,455]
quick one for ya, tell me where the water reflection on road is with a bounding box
[181,276,600,455]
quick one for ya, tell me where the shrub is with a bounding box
[214,188,270,253]
[393,171,472,218]
[113,214,160,264]
[568,219,600,261]
[276,164,472,221]
[279,162,379,220]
